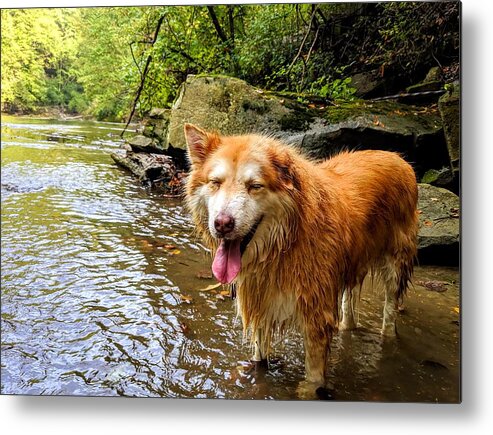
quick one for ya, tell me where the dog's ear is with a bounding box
[184,123,219,166]
[271,153,300,192]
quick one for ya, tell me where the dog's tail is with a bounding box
[395,231,418,303]
[396,255,414,303]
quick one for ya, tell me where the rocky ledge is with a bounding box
[111,74,460,265]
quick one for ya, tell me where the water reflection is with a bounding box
[1,115,459,401]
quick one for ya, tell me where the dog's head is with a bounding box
[184,123,299,284]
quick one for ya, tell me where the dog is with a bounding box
[184,123,419,399]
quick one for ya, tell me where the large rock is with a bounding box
[438,82,460,174]
[285,100,448,178]
[143,108,171,143]
[349,69,386,98]
[166,75,315,150]
[405,66,444,94]
[417,183,459,266]
[166,75,448,178]
[127,135,166,154]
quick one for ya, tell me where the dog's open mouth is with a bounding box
[212,217,263,284]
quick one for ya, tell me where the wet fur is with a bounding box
[184,125,419,397]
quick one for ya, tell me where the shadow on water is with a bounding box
[1,115,459,401]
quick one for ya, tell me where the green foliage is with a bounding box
[354,2,460,80]
[309,76,357,101]
[1,3,459,121]
[1,8,83,112]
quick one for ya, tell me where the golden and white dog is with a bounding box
[184,124,418,399]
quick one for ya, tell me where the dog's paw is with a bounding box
[251,359,269,370]
[297,380,325,400]
[381,323,397,337]
[339,320,358,331]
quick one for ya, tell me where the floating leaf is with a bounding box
[453,306,460,314]
[198,283,222,292]
[415,280,448,292]
[170,249,181,255]
[196,270,213,279]
[179,322,190,334]
[139,240,154,252]
[220,290,231,297]
[423,220,433,227]
[179,294,193,304]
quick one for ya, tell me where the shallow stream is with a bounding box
[1,115,460,401]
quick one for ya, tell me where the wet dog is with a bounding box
[184,124,418,399]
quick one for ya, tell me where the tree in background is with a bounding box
[1,8,83,113]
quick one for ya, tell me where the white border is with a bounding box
[1,0,493,434]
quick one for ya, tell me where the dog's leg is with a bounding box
[381,264,398,337]
[297,328,329,399]
[252,328,269,367]
[339,288,358,331]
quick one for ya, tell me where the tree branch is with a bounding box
[168,46,205,69]
[121,14,165,137]
[228,5,235,45]
[286,5,318,90]
[207,6,229,44]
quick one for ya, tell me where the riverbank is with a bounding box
[1,107,93,121]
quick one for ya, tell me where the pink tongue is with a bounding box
[212,239,242,284]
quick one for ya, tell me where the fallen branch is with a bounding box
[111,152,174,182]
[368,89,446,102]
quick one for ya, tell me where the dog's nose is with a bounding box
[214,212,235,236]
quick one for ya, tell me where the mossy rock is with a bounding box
[167,75,315,150]
[165,75,448,178]
[424,66,443,83]
[323,100,442,133]
[421,168,454,185]
[406,81,443,93]
[438,83,460,172]
[417,183,459,266]
[285,99,448,177]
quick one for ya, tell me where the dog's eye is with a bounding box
[209,179,221,187]
[249,183,264,191]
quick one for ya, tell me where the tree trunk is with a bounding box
[207,6,229,44]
